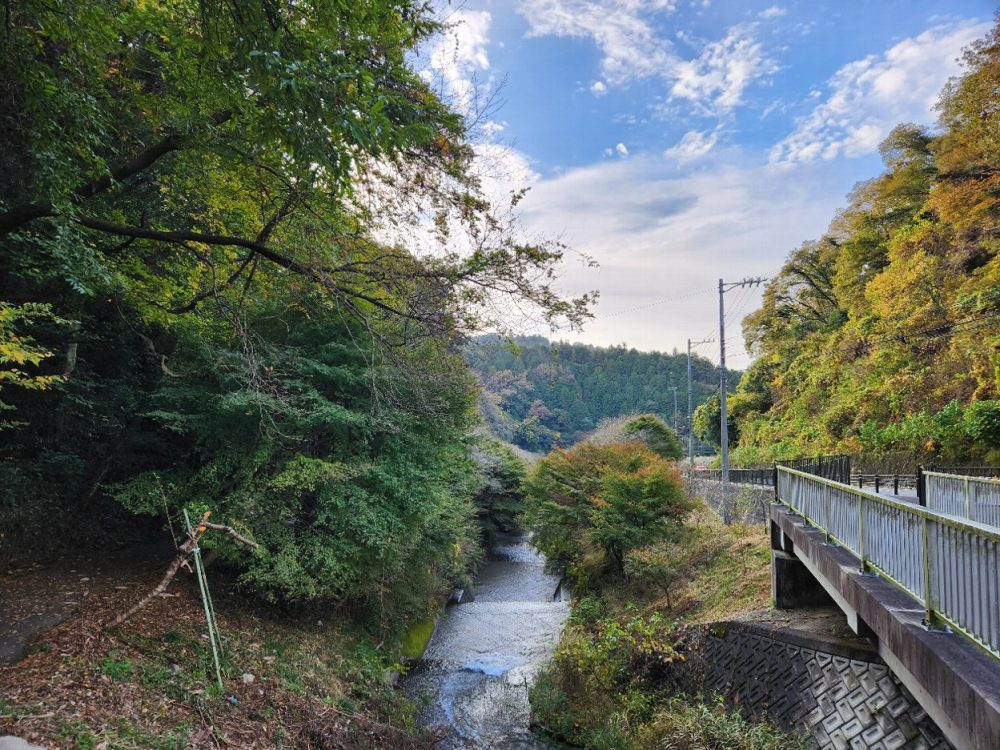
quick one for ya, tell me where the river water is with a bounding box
[402,532,569,748]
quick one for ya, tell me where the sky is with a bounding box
[419,0,996,367]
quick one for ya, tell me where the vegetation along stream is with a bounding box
[402,532,570,748]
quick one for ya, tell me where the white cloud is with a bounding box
[616,142,630,157]
[424,10,493,115]
[590,80,608,96]
[759,6,786,19]
[664,128,719,162]
[472,142,540,200]
[516,1,777,115]
[515,153,857,355]
[669,23,779,114]
[771,20,989,164]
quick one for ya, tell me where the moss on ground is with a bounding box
[400,613,437,660]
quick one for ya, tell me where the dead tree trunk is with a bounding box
[103,511,258,631]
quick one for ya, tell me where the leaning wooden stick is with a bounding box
[104,511,259,630]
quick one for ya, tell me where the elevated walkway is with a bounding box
[771,467,1000,750]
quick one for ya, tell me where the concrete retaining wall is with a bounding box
[687,477,772,525]
[678,621,951,750]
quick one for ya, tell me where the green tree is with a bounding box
[692,393,738,448]
[622,414,684,460]
[472,439,529,542]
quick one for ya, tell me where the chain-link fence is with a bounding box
[686,476,772,525]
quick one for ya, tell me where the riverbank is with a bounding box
[401,531,568,748]
[0,555,433,749]
[528,505,807,750]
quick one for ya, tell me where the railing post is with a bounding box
[875,475,880,494]
[858,491,866,573]
[965,476,972,520]
[921,514,935,628]
[917,465,925,506]
[824,482,831,542]
[894,474,899,495]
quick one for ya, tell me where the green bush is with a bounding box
[622,414,684,460]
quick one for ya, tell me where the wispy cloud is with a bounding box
[669,23,779,114]
[515,154,855,354]
[759,6,786,19]
[516,0,777,116]
[590,80,608,96]
[664,128,719,162]
[771,20,989,164]
[423,9,493,116]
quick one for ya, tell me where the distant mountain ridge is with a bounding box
[465,335,734,453]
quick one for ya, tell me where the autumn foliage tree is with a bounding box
[525,442,692,588]
[729,17,1000,464]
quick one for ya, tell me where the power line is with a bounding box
[603,285,717,318]
[787,310,1000,364]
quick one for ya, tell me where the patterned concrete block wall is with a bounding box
[680,622,951,750]
[686,477,772,525]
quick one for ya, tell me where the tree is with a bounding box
[622,414,684,460]
[1,0,593,362]
[692,393,738,448]
[471,440,529,542]
[0,1,595,601]
[723,18,1000,464]
[525,442,692,587]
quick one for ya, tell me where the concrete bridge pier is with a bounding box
[771,520,836,610]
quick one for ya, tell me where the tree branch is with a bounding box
[0,112,231,238]
[104,511,258,631]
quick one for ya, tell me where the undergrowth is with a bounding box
[528,499,797,750]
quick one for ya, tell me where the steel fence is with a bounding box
[699,467,774,487]
[917,465,1000,505]
[924,471,1000,528]
[776,466,1000,659]
[776,454,852,485]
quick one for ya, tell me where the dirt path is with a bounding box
[0,545,173,665]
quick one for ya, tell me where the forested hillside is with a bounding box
[728,23,1000,465]
[0,0,589,625]
[466,336,730,452]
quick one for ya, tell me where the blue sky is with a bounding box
[420,1,996,365]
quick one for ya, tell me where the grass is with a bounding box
[527,500,790,750]
[664,508,771,623]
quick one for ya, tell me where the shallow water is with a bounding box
[401,532,569,748]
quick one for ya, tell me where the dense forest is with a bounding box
[720,23,1000,467]
[0,0,592,632]
[466,335,730,452]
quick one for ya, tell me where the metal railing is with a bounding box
[924,471,1000,528]
[850,473,918,496]
[776,466,1000,659]
[917,465,1000,505]
[699,467,774,487]
[777,454,852,485]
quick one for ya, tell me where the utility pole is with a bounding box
[687,337,713,469]
[718,276,767,522]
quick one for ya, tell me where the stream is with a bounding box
[401,531,569,748]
